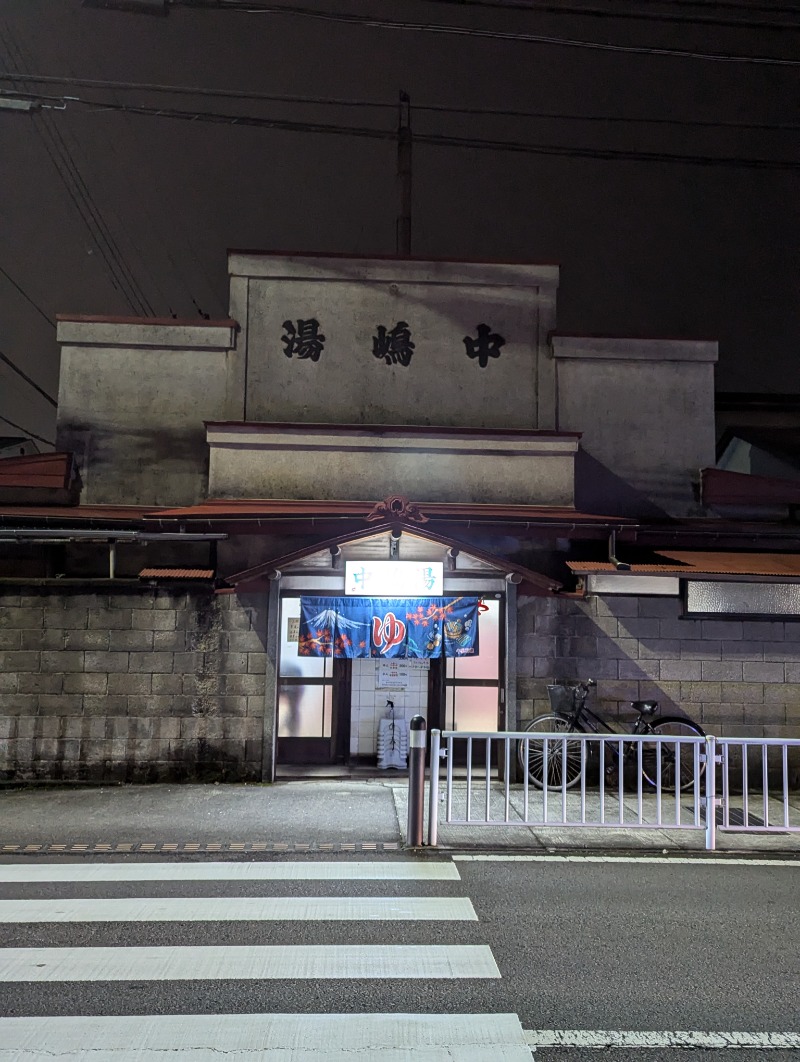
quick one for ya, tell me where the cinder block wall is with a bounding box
[517,594,800,738]
[0,588,266,783]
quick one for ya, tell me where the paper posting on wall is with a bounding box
[376,660,409,689]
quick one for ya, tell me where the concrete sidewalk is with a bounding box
[1,780,799,855]
[0,781,404,855]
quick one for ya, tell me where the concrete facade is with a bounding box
[53,255,718,519]
[0,251,792,786]
[553,336,718,518]
[230,254,559,431]
[207,423,579,505]
[55,318,240,506]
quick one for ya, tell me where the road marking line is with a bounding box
[0,860,460,882]
[0,896,477,923]
[455,854,800,867]
[525,1029,800,1049]
[0,1013,531,1059]
[0,944,500,981]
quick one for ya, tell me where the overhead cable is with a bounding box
[644,0,800,13]
[0,412,55,448]
[29,92,800,170]
[0,266,55,328]
[418,0,800,31]
[0,347,58,408]
[199,2,800,65]
[1,73,798,131]
[0,21,156,317]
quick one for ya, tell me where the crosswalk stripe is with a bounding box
[456,853,800,867]
[525,1029,800,1049]
[0,896,477,922]
[0,944,500,981]
[0,861,459,883]
[0,1013,532,1060]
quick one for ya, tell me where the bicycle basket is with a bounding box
[546,684,581,714]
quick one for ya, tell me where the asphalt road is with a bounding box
[0,853,798,1060]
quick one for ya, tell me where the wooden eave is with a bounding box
[0,504,157,526]
[221,520,562,595]
[144,497,634,529]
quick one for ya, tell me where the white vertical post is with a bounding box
[446,735,454,823]
[705,734,717,852]
[484,738,492,822]
[428,728,441,847]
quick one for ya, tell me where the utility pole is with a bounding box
[396,91,412,257]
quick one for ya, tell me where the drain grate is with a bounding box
[692,806,765,827]
[0,840,404,856]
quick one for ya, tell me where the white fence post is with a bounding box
[428,728,441,847]
[705,734,717,852]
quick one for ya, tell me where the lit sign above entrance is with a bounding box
[345,560,443,596]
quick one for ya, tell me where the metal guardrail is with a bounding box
[426,729,800,851]
[717,737,800,834]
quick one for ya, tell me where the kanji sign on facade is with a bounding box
[464,323,505,367]
[282,318,326,361]
[373,321,415,366]
[278,316,509,371]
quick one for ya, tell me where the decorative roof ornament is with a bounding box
[366,494,429,524]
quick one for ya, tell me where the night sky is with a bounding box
[1,0,798,448]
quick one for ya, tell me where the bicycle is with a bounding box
[517,679,706,792]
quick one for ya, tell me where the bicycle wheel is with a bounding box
[640,716,706,792]
[517,714,585,790]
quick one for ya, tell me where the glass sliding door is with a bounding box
[444,597,502,763]
[276,596,350,764]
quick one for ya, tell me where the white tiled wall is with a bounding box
[349,659,429,758]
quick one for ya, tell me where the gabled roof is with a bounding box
[222,520,562,595]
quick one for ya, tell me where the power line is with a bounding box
[0,25,139,313]
[30,92,800,170]
[416,0,800,31]
[2,73,799,131]
[0,20,156,317]
[0,412,55,447]
[645,0,800,14]
[0,347,58,408]
[416,103,799,132]
[0,265,55,328]
[0,71,391,108]
[80,32,204,318]
[197,2,800,65]
[413,126,800,168]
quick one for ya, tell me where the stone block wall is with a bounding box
[517,593,800,739]
[0,588,266,783]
